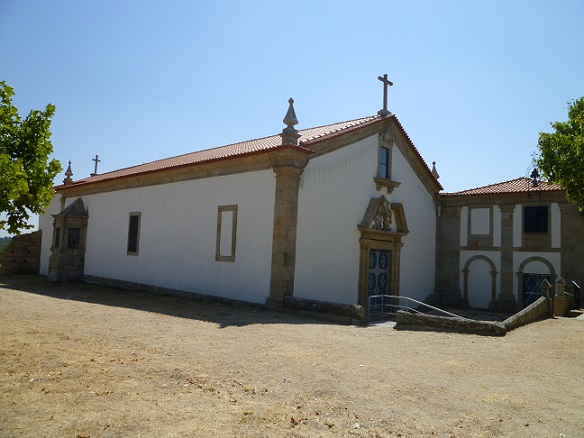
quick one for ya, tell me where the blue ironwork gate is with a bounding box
[523,273,551,306]
[368,249,391,319]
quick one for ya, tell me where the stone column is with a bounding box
[489,269,498,310]
[497,204,517,311]
[267,148,309,307]
[462,268,469,308]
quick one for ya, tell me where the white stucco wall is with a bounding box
[470,208,490,235]
[460,206,468,247]
[513,204,522,247]
[39,170,276,304]
[391,146,437,302]
[294,135,437,305]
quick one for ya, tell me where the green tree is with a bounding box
[536,97,584,209]
[0,82,61,234]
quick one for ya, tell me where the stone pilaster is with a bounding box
[267,148,309,306]
[435,205,462,306]
[497,204,517,311]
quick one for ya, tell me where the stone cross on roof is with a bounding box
[91,154,101,176]
[377,74,393,118]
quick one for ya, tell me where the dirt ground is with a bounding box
[0,276,583,437]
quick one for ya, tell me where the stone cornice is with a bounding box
[303,119,389,157]
[56,153,275,197]
[438,190,568,207]
[268,145,311,170]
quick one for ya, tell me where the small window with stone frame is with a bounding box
[127,213,141,255]
[379,146,390,179]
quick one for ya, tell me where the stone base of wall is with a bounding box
[83,274,263,308]
[48,254,85,283]
[0,231,42,275]
[84,275,365,324]
[282,296,365,325]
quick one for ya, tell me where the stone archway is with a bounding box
[516,256,557,307]
[462,255,498,309]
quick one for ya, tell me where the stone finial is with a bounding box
[556,277,566,296]
[280,98,301,146]
[539,278,552,299]
[63,161,73,186]
[431,161,440,179]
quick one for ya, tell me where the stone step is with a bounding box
[568,309,583,318]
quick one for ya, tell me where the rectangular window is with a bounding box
[54,227,61,248]
[216,205,237,262]
[127,213,141,255]
[524,206,548,233]
[67,228,80,249]
[379,146,389,178]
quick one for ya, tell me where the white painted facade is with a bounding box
[294,135,437,305]
[37,109,447,319]
[41,171,277,304]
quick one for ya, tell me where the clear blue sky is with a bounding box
[1,0,583,236]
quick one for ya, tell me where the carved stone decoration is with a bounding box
[358,195,409,235]
[371,196,392,231]
[373,177,401,193]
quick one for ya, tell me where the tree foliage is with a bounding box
[536,97,584,209]
[0,82,62,234]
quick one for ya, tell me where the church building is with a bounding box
[37,80,584,320]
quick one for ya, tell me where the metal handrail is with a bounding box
[368,294,469,321]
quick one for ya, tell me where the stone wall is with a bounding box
[394,296,550,336]
[0,231,42,275]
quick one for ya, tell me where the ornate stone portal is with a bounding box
[357,195,409,310]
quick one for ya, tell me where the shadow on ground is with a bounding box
[0,274,340,329]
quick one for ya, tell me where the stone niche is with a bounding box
[48,198,88,283]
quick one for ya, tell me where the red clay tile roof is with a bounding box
[444,177,564,196]
[57,114,441,190]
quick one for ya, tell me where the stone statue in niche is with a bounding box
[370,198,392,231]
